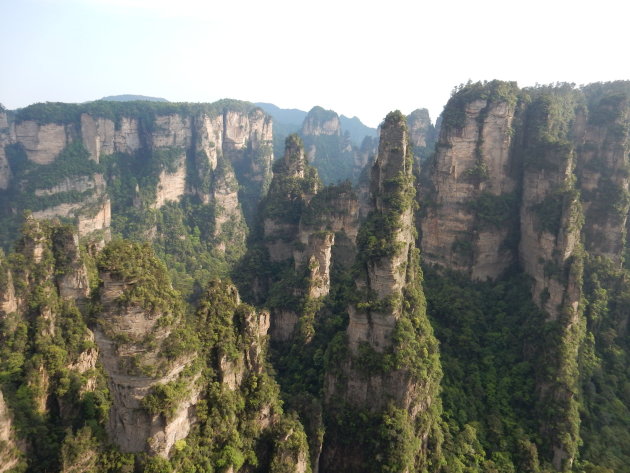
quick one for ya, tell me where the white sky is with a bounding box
[1,0,629,127]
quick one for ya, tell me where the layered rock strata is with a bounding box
[0,102,273,248]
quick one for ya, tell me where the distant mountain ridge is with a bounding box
[100,94,168,102]
[255,102,377,146]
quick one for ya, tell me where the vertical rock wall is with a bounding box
[421,83,519,280]
[322,111,441,473]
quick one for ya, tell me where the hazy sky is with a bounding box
[1,0,629,127]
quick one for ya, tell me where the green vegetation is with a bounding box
[15,99,259,127]
[97,239,183,317]
[0,221,110,473]
[532,192,564,234]
[442,80,519,130]
[520,86,583,172]
[167,279,310,473]
[466,192,518,229]
[425,268,549,472]
[578,256,630,472]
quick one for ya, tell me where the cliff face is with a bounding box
[322,112,441,473]
[407,108,436,163]
[0,220,312,472]
[0,102,273,254]
[0,390,21,473]
[301,106,362,184]
[93,240,199,457]
[0,110,12,190]
[0,220,105,472]
[421,83,519,280]
[262,134,319,266]
[301,106,341,137]
[260,135,361,342]
[576,91,630,262]
[418,81,630,471]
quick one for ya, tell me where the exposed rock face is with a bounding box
[52,226,91,301]
[77,198,111,237]
[0,390,21,473]
[263,135,318,264]
[154,154,187,208]
[345,114,415,349]
[302,232,334,299]
[419,82,607,471]
[421,85,519,280]
[577,93,630,262]
[407,108,434,149]
[300,106,367,185]
[0,266,17,315]
[3,102,273,249]
[301,106,341,136]
[221,108,274,222]
[31,173,111,239]
[194,114,223,176]
[0,110,12,189]
[14,121,69,165]
[94,243,199,457]
[516,91,585,471]
[517,93,583,321]
[295,182,361,295]
[355,135,378,176]
[322,111,441,473]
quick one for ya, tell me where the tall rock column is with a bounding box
[577,91,630,262]
[261,134,321,341]
[420,81,519,280]
[0,106,13,190]
[517,90,585,471]
[93,240,201,457]
[322,112,441,473]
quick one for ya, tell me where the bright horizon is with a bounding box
[1,0,629,128]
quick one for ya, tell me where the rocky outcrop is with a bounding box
[52,226,91,301]
[94,241,200,457]
[77,198,111,238]
[3,102,273,250]
[301,106,341,137]
[0,263,17,315]
[407,109,433,149]
[263,135,319,264]
[221,108,274,223]
[0,390,21,473]
[407,108,437,164]
[322,111,442,473]
[421,83,519,280]
[577,92,630,263]
[0,110,12,189]
[14,121,70,165]
[154,154,187,208]
[516,90,585,471]
[517,92,583,321]
[31,173,111,239]
[300,106,363,185]
[348,112,416,349]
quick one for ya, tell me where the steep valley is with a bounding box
[1,83,629,473]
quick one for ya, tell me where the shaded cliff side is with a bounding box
[322,111,442,473]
